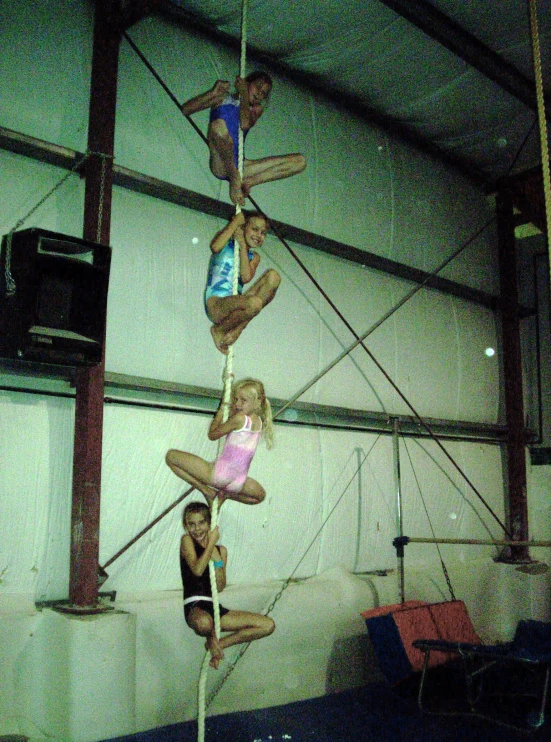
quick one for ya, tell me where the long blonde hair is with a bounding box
[232,378,274,449]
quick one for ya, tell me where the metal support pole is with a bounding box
[353,447,363,572]
[393,419,406,602]
[66,0,121,611]
[495,188,531,565]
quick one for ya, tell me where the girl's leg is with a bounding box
[207,294,251,326]
[208,119,245,205]
[207,295,263,354]
[165,450,216,500]
[242,269,281,309]
[207,270,281,351]
[225,476,265,505]
[242,153,306,193]
[219,609,275,651]
[187,606,225,669]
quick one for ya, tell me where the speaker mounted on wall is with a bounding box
[0,228,112,366]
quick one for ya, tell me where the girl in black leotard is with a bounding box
[180,501,275,669]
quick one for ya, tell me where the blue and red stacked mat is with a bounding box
[362,599,481,684]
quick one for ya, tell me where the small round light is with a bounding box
[484,347,495,357]
[449,512,457,520]
[191,237,199,244]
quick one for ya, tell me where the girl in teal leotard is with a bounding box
[204,210,280,354]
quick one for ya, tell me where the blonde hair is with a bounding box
[232,378,274,449]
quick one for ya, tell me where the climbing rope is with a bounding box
[122,14,515,718]
[124,17,512,543]
[197,3,248,739]
[205,434,383,709]
[527,0,551,277]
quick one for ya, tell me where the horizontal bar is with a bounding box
[86,372,515,442]
[407,537,551,547]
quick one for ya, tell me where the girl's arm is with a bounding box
[235,230,260,283]
[181,528,219,577]
[248,101,265,129]
[208,406,246,441]
[210,212,246,254]
[235,76,252,131]
[181,79,229,116]
[215,545,227,592]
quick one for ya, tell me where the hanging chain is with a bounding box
[441,560,456,602]
[94,150,110,244]
[2,149,107,296]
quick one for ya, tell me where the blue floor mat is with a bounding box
[105,680,550,741]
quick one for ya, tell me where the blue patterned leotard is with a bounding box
[209,95,249,174]
[204,239,253,319]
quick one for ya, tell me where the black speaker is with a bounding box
[0,228,111,366]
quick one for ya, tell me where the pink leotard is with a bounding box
[212,415,262,493]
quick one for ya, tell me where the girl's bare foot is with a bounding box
[206,635,224,669]
[222,328,239,347]
[197,483,217,505]
[210,325,229,355]
[203,489,216,507]
[229,174,245,205]
[205,490,226,510]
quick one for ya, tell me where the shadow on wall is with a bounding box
[326,632,384,693]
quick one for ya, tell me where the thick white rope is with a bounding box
[197,3,248,739]
[527,0,551,278]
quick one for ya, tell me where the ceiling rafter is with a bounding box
[156,0,488,186]
[379,0,548,118]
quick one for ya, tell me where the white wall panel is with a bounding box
[0,4,497,282]
[0,386,507,604]
[0,393,73,602]
[0,154,500,424]
[399,438,506,568]
[0,152,85,240]
[0,0,92,151]
[104,184,500,421]
[0,2,506,606]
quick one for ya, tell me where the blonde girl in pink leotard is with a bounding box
[166,378,273,510]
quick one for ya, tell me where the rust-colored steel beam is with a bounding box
[68,0,121,609]
[495,188,531,564]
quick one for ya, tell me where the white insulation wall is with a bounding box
[0,0,505,599]
[2,2,550,740]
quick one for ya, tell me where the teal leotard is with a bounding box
[204,239,253,319]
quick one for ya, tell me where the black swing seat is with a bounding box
[413,619,551,731]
